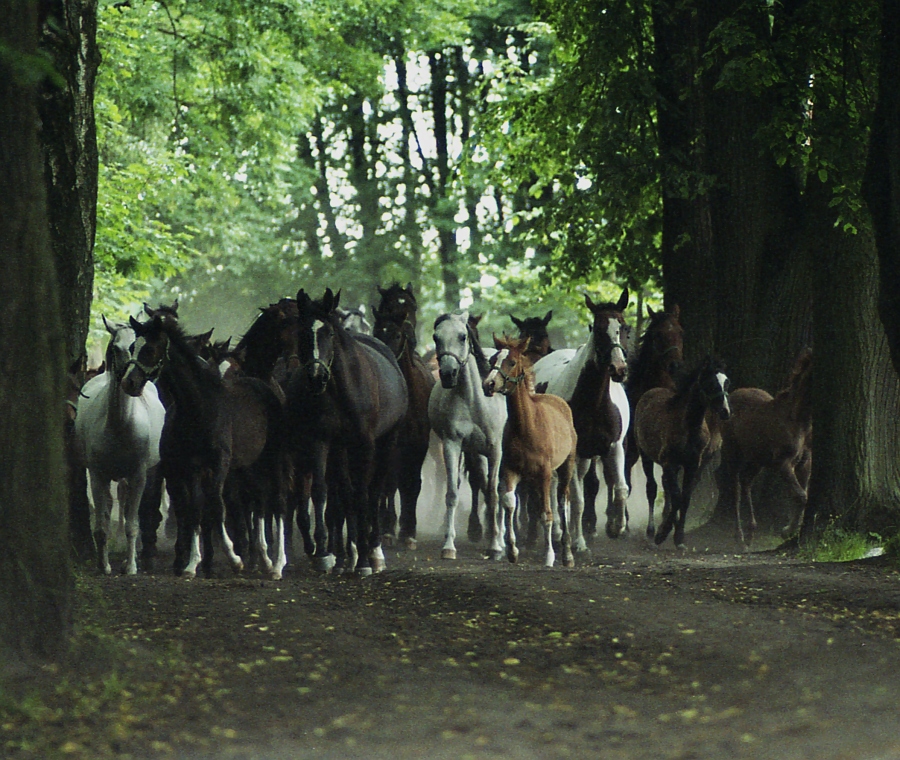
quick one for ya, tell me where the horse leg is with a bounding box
[311,446,334,572]
[138,463,163,571]
[441,441,464,560]
[642,453,658,539]
[674,463,701,550]
[465,451,484,543]
[398,446,426,550]
[604,441,629,539]
[557,456,577,567]
[122,469,148,575]
[553,470,574,569]
[486,446,506,562]
[89,472,113,575]
[500,471,520,563]
[294,470,315,557]
[780,457,809,538]
[582,462,600,539]
[654,466,682,545]
[568,458,590,554]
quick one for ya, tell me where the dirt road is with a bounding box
[67,525,899,760]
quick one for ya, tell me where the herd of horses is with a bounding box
[71,284,814,577]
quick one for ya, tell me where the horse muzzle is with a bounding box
[610,362,628,383]
[120,367,146,397]
[438,355,461,388]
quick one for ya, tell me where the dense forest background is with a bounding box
[3,0,900,660]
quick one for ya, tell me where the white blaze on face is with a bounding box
[312,319,324,362]
[487,348,509,390]
[716,372,731,414]
[122,335,146,384]
[607,319,626,366]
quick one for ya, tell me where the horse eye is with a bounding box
[458,334,466,342]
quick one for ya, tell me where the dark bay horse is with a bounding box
[484,336,577,567]
[634,355,731,549]
[532,289,631,548]
[373,283,435,549]
[511,310,554,365]
[122,315,289,578]
[719,348,813,545]
[624,304,685,538]
[286,288,408,575]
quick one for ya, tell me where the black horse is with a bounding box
[373,283,435,549]
[122,315,289,578]
[286,288,408,575]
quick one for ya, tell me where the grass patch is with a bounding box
[798,523,882,563]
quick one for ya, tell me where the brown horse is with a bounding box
[624,304,685,538]
[484,336,577,567]
[634,355,731,549]
[373,282,435,549]
[719,348,813,545]
[286,288,408,575]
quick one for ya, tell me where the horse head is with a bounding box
[698,356,732,420]
[296,287,342,394]
[645,304,684,376]
[374,282,418,329]
[510,310,553,360]
[102,316,136,386]
[585,288,629,382]
[121,315,168,397]
[433,311,474,389]
[483,335,531,397]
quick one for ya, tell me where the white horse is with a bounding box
[533,290,631,550]
[75,317,165,575]
[428,311,508,560]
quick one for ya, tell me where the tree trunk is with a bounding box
[864,0,900,380]
[430,51,460,309]
[802,179,900,536]
[38,0,99,369]
[0,1,73,666]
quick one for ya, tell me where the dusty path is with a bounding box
[71,528,900,760]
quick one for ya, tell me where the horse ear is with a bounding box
[493,333,504,349]
[543,310,553,326]
[103,315,116,334]
[510,315,523,329]
[358,303,366,315]
[331,289,342,312]
[143,302,156,318]
[584,293,596,313]
[647,304,656,318]
[521,336,531,352]
[378,286,387,297]
[470,314,483,326]
[616,287,629,313]
[129,315,143,332]
[297,289,311,308]
[405,282,414,296]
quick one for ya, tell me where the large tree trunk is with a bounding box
[38,0,99,560]
[802,180,900,536]
[38,0,99,369]
[864,0,900,380]
[0,1,73,666]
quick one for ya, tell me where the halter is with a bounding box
[436,332,471,368]
[124,334,169,382]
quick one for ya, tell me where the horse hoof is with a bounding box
[606,522,624,539]
[675,543,687,551]
[316,554,336,573]
[507,549,519,564]
[404,537,417,551]
[372,558,386,573]
[357,566,373,578]
[382,534,395,547]
[441,549,457,560]
[269,570,283,581]
[565,557,575,568]
[486,550,504,562]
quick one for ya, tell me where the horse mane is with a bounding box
[467,322,492,378]
[155,317,221,386]
[775,347,812,400]
[628,310,676,384]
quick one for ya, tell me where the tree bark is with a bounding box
[0,0,73,666]
[38,0,99,369]
[802,179,900,536]
[863,0,900,380]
